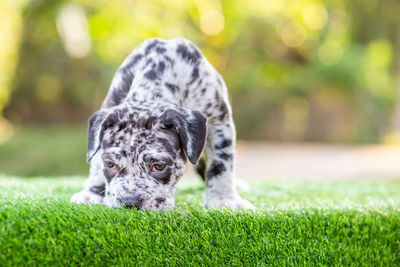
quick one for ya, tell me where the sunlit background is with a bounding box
[1,0,400,177]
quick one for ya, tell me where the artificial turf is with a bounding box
[0,176,399,265]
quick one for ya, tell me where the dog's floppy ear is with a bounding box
[162,108,207,164]
[87,109,118,162]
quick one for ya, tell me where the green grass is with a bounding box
[0,177,399,265]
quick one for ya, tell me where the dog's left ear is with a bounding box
[162,108,207,164]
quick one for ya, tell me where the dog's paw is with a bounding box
[70,191,103,205]
[205,195,255,209]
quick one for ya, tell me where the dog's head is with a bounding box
[87,103,207,210]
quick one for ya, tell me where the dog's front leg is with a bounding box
[204,119,254,209]
[70,153,105,205]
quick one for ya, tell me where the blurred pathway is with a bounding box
[186,142,400,180]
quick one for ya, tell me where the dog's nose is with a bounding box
[121,197,142,210]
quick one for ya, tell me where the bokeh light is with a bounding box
[318,40,344,65]
[302,5,328,30]
[280,22,306,48]
[366,39,393,68]
[56,3,91,58]
[200,10,225,36]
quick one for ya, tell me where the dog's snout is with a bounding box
[121,197,142,210]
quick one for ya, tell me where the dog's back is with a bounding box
[101,38,230,121]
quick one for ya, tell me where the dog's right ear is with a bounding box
[87,109,118,162]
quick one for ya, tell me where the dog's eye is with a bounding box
[152,163,166,171]
[106,161,118,170]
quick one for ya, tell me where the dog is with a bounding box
[70,38,254,210]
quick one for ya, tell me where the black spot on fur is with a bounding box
[155,197,165,208]
[188,67,199,85]
[156,47,166,54]
[111,90,126,105]
[214,139,232,150]
[102,113,119,129]
[219,102,229,120]
[145,116,156,130]
[201,88,207,95]
[120,70,134,86]
[157,134,180,152]
[144,70,157,80]
[145,59,154,68]
[163,55,174,66]
[157,138,174,152]
[139,145,146,152]
[217,152,232,161]
[206,160,226,180]
[108,69,134,106]
[118,122,127,131]
[219,102,228,114]
[89,184,105,197]
[145,39,165,55]
[183,89,189,99]
[215,91,220,101]
[158,61,165,73]
[216,76,223,86]
[155,197,166,204]
[119,168,128,176]
[176,44,201,63]
[136,117,146,128]
[189,43,202,55]
[165,82,179,93]
[123,54,143,70]
[102,139,114,149]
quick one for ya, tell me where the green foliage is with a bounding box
[0,126,88,176]
[3,0,400,142]
[0,177,399,265]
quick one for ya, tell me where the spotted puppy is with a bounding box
[71,38,254,210]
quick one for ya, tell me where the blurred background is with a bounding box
[1,0,400,178]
